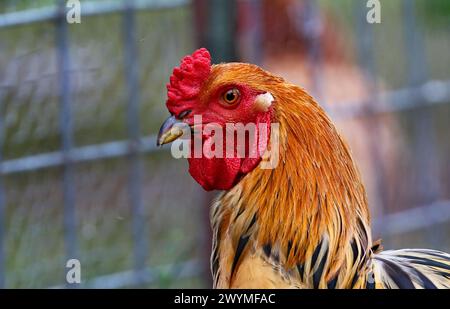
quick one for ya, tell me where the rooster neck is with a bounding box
[213,84,375,287]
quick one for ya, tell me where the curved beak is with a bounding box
[157,115,185,146]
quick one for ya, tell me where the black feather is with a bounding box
[327,275,338,289]
[397,255,450,271]
[297,264,305,281]
[377,258,415,289]
[351,239,359,261]
[414,270,437,289]
[312,242,328,289]
[350,272,360,288]
[229,214,257,278]
[230,235,250,278]
[263,243,272,257]
[286,241,293,258]
[311,240,323,267]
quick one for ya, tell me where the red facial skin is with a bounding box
[166,49,272,191]
[185,84,272,191]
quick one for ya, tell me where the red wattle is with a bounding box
[187,112,272,191]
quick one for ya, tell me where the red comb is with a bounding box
[166,48,211,112]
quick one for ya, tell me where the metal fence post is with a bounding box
[122,0,147,286]
[56,0,78,287]
[206,0,237,63]
[353,0,389,237]
[402,0,441,247]
[301,0,324,103]
[0,97,5,288]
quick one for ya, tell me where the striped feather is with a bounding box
[373,249,450,289]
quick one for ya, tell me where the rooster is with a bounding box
[157,48,450,289]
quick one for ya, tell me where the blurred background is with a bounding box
[0,0,449,288]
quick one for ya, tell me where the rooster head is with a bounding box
[157,48,280,191]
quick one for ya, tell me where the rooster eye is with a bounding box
[222,88,240,105]
[178,110,191,119]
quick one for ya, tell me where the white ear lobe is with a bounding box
[254,92,274,112]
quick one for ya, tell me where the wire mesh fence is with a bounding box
[0,0,208,288]
[0,0,449,288]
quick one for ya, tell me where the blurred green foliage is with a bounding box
[0,0,56,12]
[417,0,450,26]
